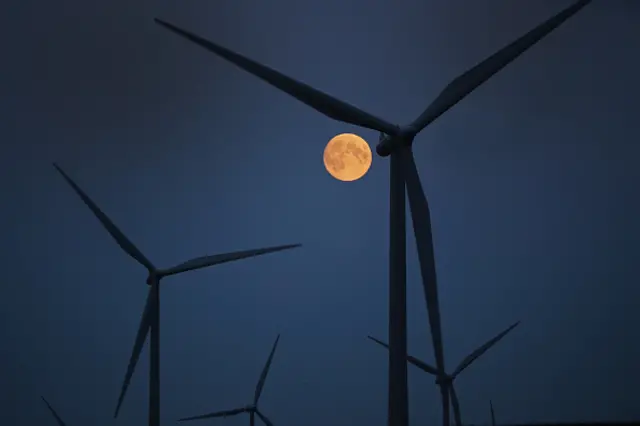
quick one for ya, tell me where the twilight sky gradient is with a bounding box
[1,1,639,425]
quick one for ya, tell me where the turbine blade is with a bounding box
[153,19,399,136]
[451,321,520,378]
[114,288,154,418]
[254,334,281,405]
[490,400,496,426]
[160,244,301,278]
[450,384,463,426]
[178,407,250,422]
[367,335,439,375]
[53,163,155,271]
[409,0,591,135]
[41,396,68,426]
[398,148,447,378]
[255,410,275,426]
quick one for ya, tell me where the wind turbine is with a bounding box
[490,400,496,426]
[40,396,68,426]
[52,164,301,426]
[367,321,520,426]
[152,2,592,426]
[178,334,281,426]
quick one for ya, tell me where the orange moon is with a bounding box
[323,133,372,182]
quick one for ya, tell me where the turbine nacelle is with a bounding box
[435,374,453,386]
[376,128,415,157]
[146,272,158,286]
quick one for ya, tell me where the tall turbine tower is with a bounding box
[53,165,301,426]
[153,2,592,425]
[490,400,496,426]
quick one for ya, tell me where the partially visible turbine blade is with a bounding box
[114,288,154,418]
[451,321,520,378]
[450,385,463,426]
[409,0,591,135]
[41,396,68,426]
[153,19,399,136]
[255,410,275,426]
[178,407,250,422]
[398,148,446,376]
[254,334,281,405]
[490,400,496,426]
[367,335,388,349]
[160,244,301,278]
[399,147,449,426]
[53,163,155,271]
[367,335,439,376]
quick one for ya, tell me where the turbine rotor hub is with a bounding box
[375,129,415,157]
[146,273,156,286]
[435,374,453,386]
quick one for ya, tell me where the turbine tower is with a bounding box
[178,334,281,426]
[53,165,301,426]
[152,2,591,426]
[490,400,496,426]
[368,321,520,426]
[41,396,68,426]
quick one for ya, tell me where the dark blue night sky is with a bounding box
[1,1,639,425]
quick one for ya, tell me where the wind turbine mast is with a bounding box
[490,400,496,426]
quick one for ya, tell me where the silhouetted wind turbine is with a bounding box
[52,165,300,426]
[40,396,68,426]
[368,321,520,426]
[178,334,281,426]
[153,2,591,426]
[490,400,496,426]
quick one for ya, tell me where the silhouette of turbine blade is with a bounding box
[114,288,154,418]
[178,407,249,421]
[159,244,301,277]
[41,396,68,426]
[52,163,155,271]
[398,149,445,370]
[367,335,439,375]
[255,410,275,426]
[409,0,591,135]
[450,384,463,426]
[451,321,520,378]
[398,147,448,426]
[254,334,280,405]
[153,19,399,136]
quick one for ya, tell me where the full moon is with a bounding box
[323,133,372,182]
